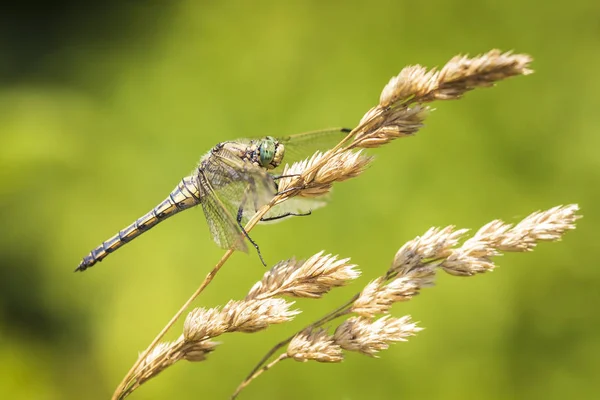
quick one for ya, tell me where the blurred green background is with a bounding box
[1,0,598,399]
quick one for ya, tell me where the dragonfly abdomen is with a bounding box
[76,176,201,272]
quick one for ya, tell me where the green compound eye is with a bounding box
[258,137,277,168]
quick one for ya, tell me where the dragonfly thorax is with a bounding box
[258,136,284,170]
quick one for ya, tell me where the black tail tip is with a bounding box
[74,264,86,272]
[75,257,94,272]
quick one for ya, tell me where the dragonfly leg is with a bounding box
[261,210,312,222]
[236,204,267,266]
[274,186,306,196]
[272,173,301,180]
[236,179,268,266]
[271,173,307,196]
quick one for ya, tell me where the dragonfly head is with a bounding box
[258,136,284,169]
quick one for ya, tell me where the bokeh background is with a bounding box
[1,1,598,399]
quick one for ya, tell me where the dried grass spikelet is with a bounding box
[285,316,422,362]
[379,49,533,108]
[492,204,580,251]
[183,307,228,341]
[353,105,430,148]
[181,338,220,362]
[432,50,533,100]
[354,205,581,310]
[223,298,300,333]
[333,315,422,357]
[132,341,184,386]
[441,204,581,276]
[129,336,219,390]
[352,50,533,149]
[379,66,440,107]
[390,226,468,276]
[247,251,360,300]
[277,150,372,198]
[287,328,344,363]
[351,268,436,317]
[184,298,299,342]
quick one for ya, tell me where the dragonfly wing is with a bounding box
[275,127,352,171]
[197,168,248,252]
[198,146,277,250]
[213,146,276,211]
[262,196,329,224]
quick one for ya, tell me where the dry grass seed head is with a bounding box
[391,226,468,276]
[184,307,228,342]
[182,339,220,362]
[441,204,580,276]
[494,204,581,252]
[379,66,440,108]
[352,268,436,317]
[246,258,302,300]
[433,50,533,101]
[287,328,344,363]
[184,299,299,341]
[247,252,360,300]
[378,49,533,108]
[223,299,300,333]
[133,341,183,385]
[333,316,422,357]
[278,150,372,198]
[355,50,533,149]
[353,105,430,148]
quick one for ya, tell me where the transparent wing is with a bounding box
[267,128,352,219]
[198,146,277,250]
[275,127,352,171]
[209,146,277,220]
[197,168,248,252]
[261,196,329,224]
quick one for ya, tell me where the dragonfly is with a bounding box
[76,127,352,272]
